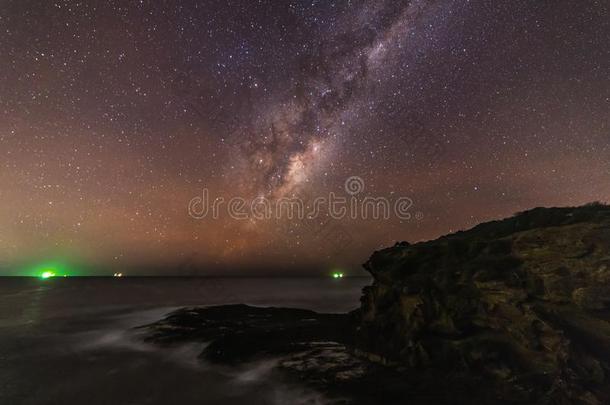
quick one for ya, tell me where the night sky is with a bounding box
[1,0,608,275]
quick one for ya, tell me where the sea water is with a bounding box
[0,277,370,405]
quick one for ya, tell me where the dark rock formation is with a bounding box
[356,203,610,404]
[140,304,354,364]
[141,204,610,404]
[141,306,424,403]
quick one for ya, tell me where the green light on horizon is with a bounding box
[332,272,344,279]
[41,270,56,279]
[30,262,72,278]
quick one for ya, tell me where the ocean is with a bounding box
[0,277,370,405]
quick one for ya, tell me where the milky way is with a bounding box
[237,0,450,198]
[0,0,608,275]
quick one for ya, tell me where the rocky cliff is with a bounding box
[356,203,610,404]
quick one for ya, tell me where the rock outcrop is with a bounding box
[140,304,353,363]
[356,203,610,404]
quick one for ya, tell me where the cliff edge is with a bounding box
[356,203,610,404]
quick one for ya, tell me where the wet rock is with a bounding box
[140,304,353,364]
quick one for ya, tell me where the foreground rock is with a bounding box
[141,204,610,404]
[140,304,354,364]
[140,305,453,404]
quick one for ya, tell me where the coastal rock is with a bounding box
[355,203,610,404]
[140,304,353,364]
